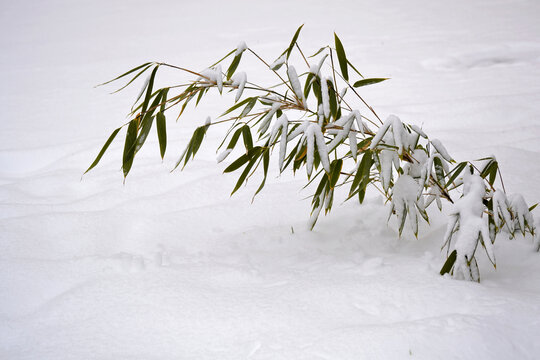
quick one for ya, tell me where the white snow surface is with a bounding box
[2,0,540,359]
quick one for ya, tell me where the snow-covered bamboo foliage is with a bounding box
[89,26,538,281]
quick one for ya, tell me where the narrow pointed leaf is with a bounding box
[220,97,255,117]
[111,64,153,93]
[286,24,304,59]
[253,149,270,199]
[334,33,349,81]
[141,65,159,116]
[122,119,138,178]
[347,59,364,78]
[97,62,153,86]
[84,127,121,174]
[227,54,242,80]
[440,250,457,275]
[242,125,253,151]
[446,161,467,187]
[353,78,389,88]
[156,112,167,159]
[224,153,250,173]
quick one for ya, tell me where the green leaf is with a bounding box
[334,33,349,81]
[440,250,457,275]
[240,97,257,117]
[156,112,167,159]
[122,119,138,178]
[226,126,244,150]
[227,53,242,80]
[327,79,338,120]
[349,150,373,199]
[433,157,446,187]
[141,65,159,116]
[480,159,498,186]
[242,125,253,151]
[208,49,236,68]
[286,24,304,59]
[304,72,314,99]
[347,59,364,78]
[97,62,153,87]
[224,153,250,173]
[253,149,270,199]
[353,78,389,88]
[446,161,467,187]
[84,127,122,174]
[313,173,328,203]
[231,156,257,195]
[195,88,206,106]
[173,126,208,171]
[529,203,538,212]
[308,46,327,58]
[160,88,169,112]
[111,64,153,94]
[220,97,256,117]
[136,91,163,152]
[329,159,343,188]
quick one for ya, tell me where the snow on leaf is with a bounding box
[235,41,247,56]
[269,114,289,170]
[258,102,281,134]
[231,72,247,102]
[493,189,514,233]
[287,65,307,108]
[270,54,286,71]
[431,138,453,162]
[321,76,330,119]
[305,123,330,176]
[217,148,233,163]
[410,124,427,138]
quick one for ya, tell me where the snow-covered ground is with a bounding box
[2,0,540,358]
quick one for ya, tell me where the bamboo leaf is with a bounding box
[136,91,163,152]
[220,97,255,117]
[286,24,304,59]
[327,79,338,120]
[224,153,250,173]
[240,97,257,117]
[242,125,253,151]
[160,88,169,112]
[226,126,244,150]
[122,119,138,178]
[434,157,446,187]
[334,33,349,81]
[440,250,457,275]
[347,59,364,78]
[329,159,343,188]
[111,64,153,94]
[349,150,372,196]
[309,46,327,58]
[156,112,167,159]
[97,62,153,87]
[446,161,467,187]
[227,54,242,80]
[84,127,122,174]
[304,72,314,99]
[209,49,236,68]
[353,78,389,88]
[141,65,159,116]
[253,149,270,199]
[195,88,206,106]
[231,156,257,195]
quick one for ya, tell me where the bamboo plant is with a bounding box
[87,26,539,282]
